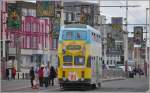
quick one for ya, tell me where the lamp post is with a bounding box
[145,8,149,77]
[15,34,22,72]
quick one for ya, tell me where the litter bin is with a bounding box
[129,71,134,78]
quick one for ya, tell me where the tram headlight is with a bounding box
[81,78,84,81]
[63,77,67,81]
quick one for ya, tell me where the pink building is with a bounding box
[1,1,60,73]
[6,16,52,71]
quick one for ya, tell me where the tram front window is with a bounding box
[74,56,85,65]
[63,55,72,66]
[62,30,87,40]
[75,31,87,40]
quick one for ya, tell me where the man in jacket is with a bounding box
[38,67,44,87]
[29,67,35,88]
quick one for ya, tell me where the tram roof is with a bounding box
[61,24,101,34]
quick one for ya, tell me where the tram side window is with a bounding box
[97,34,99,41]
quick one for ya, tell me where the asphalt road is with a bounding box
[1,76,149,92]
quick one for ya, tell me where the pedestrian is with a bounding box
[12,67,16,80]
[6,68,9,80]
[138,68,144,77]
[38,66,44,87]
[34,65,39,86]
[29,67,35,88]
[32,77,38,89]
[49,66,57,86]
[43,66,49,88]
[133,67,137,76]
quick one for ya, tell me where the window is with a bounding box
[33,23,36,32]
[93,33,96,40]
[107,61,109,64]
[27,36,30,48]
[110,60,112,64]
[97,34,99,41]
[26,23,30,31]
[74,56,85,65]
[64,13,67,21]
[75,31,87,40]
[63,55,72,66]
[63,31,73,40]
[33,37,37,48]
[27,9,36,16]
[66,32,72,39]
[63,55,72,62]
[62,30,87,40]
[22,8,27,16]
[30,37,33,48]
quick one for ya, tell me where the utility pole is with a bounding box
[0,1,1,60]
[2,1,6,61]
[148,0,150,76]
[60,1,64,26]
[145,8,149,77]
[15,34,21,72]
[124,0,129,78]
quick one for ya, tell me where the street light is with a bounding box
[145,8,149,77]
[14,35,23,72]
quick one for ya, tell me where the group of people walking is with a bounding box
[6,67,16,80]
[29,65,57,89]
[129,67,144,78]
[132,67,144,77]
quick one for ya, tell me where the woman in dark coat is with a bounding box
[29,67,35,88]
[49,66,56,86]
[6,68,9,80]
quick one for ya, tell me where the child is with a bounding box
[32,77,38,89]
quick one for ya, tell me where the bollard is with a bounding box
[22,73,24,79]
[18,73,19,79]
[25,73,27,79]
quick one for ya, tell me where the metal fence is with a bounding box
[15,72,30,79]
[102,69,126,79]
[14,69,125,80]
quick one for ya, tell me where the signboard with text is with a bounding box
[134,26,143,45]
[36,1,55,17]
[111,17,123,32]
[7,3,21,29]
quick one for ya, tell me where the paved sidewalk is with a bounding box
[1,77,126,92]
[1,79,31,92]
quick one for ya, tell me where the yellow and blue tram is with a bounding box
[57,24,102,89]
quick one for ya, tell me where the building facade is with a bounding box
[63,1,100,27]
[103,24,124,68]
[1,1,61,73]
